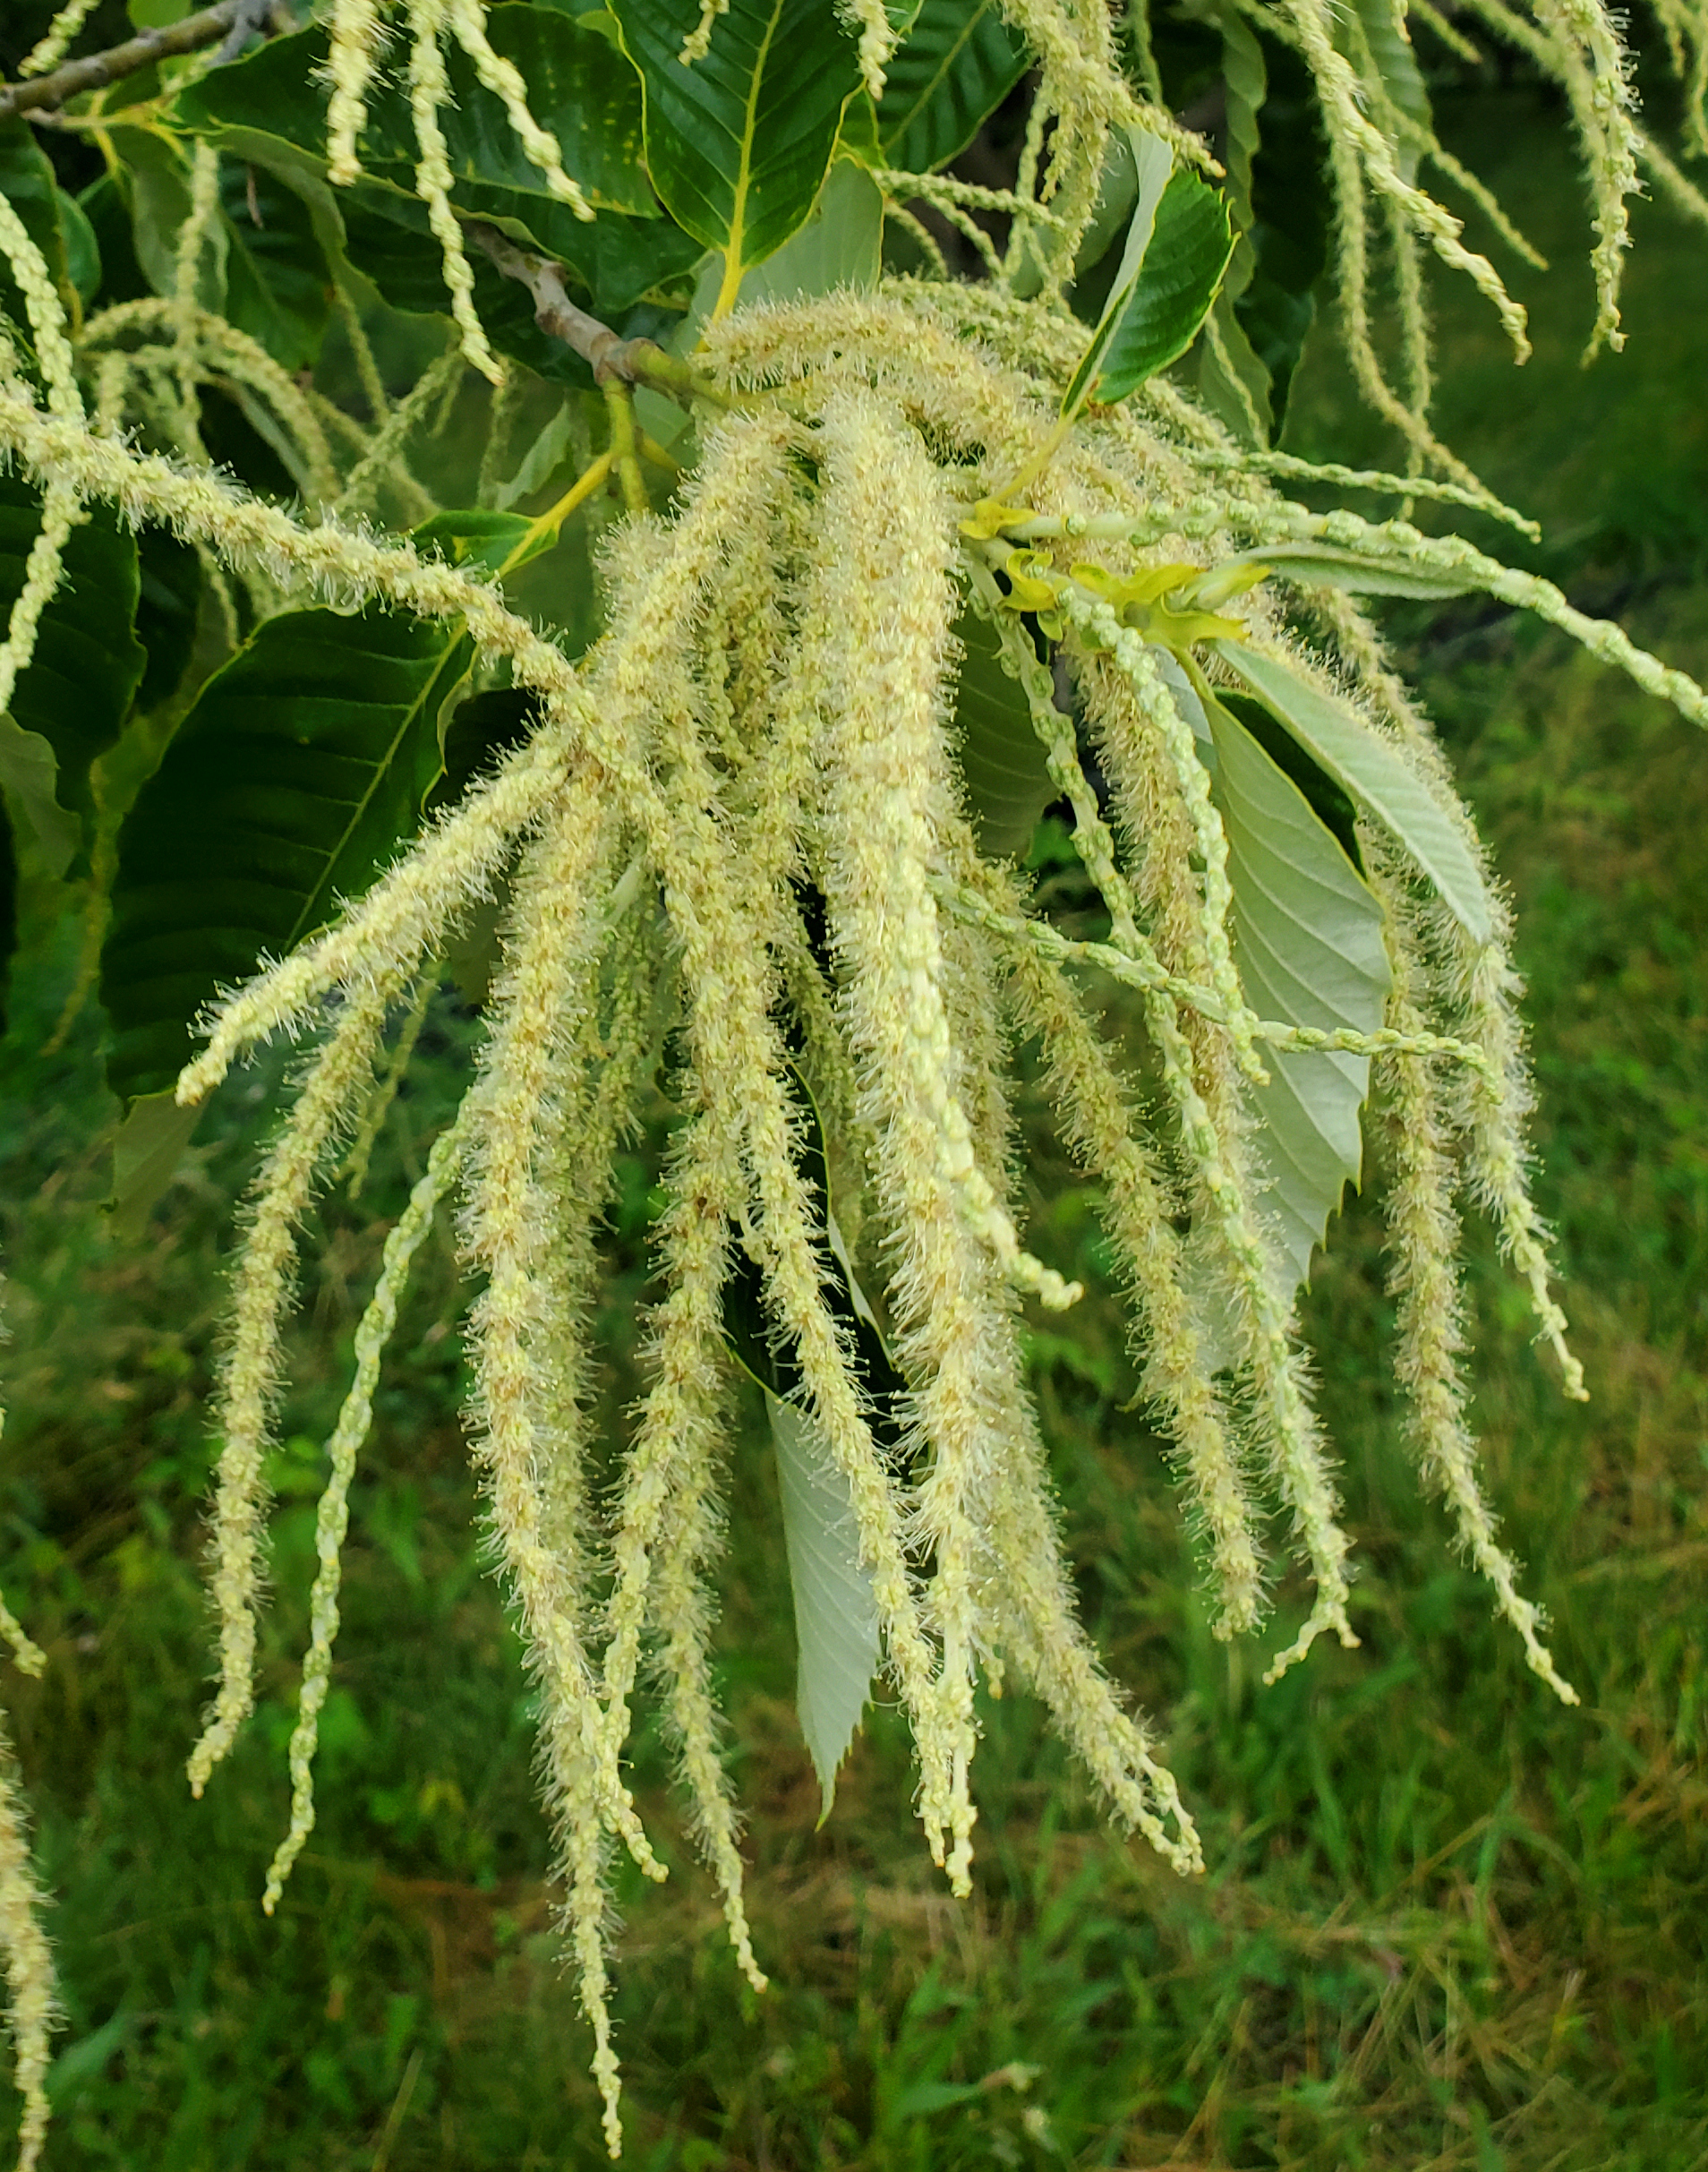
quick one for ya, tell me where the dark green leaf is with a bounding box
[874,0,1027,175]
[1090,167,1234,406]
[1193,4,1272,442]
[0,475,148,837]
[102,605,476,1101]
[1061,126,1174,418]
[610,0,860,297]
[76,171,151,308]
[332,187,699,384]
[0,118,74,341]
[1231,30,1331,430]
[952,611,1055,860]
[431,688,540,815]
[55,188,102,307]
[133,528,205,716]
[410,508,536,577]
[174,8,653,218]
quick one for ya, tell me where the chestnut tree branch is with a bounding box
[461,218,733,410]
[0,0,281,120]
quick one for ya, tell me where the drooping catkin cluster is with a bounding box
[5,274,1692,2148]
[5,5,1708,2156]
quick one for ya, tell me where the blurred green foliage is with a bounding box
[0,65,1705,2172]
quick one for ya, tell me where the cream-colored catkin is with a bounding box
[0,191,81,424]
[972,853,1267,1638]
[1215,498,1708,732]
[16,0,100,75]
[0,1716,55,2172]
[341,969,440,1197]
[1063,594,1263,1085]
[186,977,401,1797]
[1451,931,1587,1401]
[591,417,945,1868]
[334,344,463,519]
[1370,860,1578,1702]
[326,0,387,185]
[82,299,341,509]
[444,0,595,217]
[264,1107,471,1912]
[170,141,224,465]
[597,1097,743,1845]
[616,1095,765,1993]
[0,1368,54,2172]
[406,0,504,382]
[1009,609,1353,1663]
[804,389,1041,1889]
[931,843,1206,1870]
[0,478,79,720]
[459,780,640,2157]
[1277,0,1530,353]
[1463,0,1639,353]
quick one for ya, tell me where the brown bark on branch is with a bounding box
[462,218,732,410]
[0,0,284,120]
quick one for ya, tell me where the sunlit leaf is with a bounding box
[610,0,861,294]
[1089,169,1235,407]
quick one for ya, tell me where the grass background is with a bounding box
[2,56,1706,2172]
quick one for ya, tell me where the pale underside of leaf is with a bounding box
[767,1391,882,1819]
[1211,637,1493,944]
[1158,651,1389,1305]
